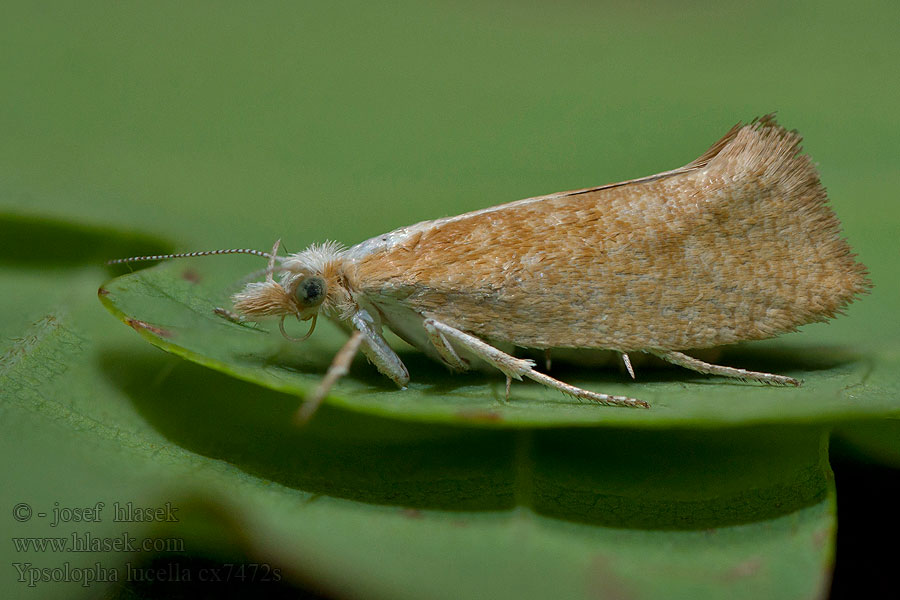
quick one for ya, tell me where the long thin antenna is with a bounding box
[107,248,281,266]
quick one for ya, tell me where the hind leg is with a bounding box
[651,350,801,386]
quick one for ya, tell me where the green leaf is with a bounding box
[99,259,899,427]
[2,314,837,600]
[0,215,834,599]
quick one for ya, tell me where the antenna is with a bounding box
[106,248,279,266]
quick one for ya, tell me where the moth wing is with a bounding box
[348,116,868,352]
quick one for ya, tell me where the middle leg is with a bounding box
[423,319,648,408]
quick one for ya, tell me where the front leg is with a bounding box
[422,319,648,409]
[351,310,410,388]
[296,309,409,424]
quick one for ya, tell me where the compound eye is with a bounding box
[295,276,326,308]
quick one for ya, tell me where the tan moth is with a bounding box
[110,116,870,422]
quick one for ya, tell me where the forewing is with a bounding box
[347,118,868,351]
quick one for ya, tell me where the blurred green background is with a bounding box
[1,1,898,599]
[2,0,897,342]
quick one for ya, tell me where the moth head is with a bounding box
[231,241,346,340]
[229,272,323,340]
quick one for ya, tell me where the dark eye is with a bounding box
[295,276,326,307]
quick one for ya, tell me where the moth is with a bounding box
[110,115,870,421]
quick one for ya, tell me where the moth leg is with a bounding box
[651,350,801,386]
[423,319,648,408]
[351,310,410,388]
[422,319,469,371]
[214,307,268,332]
[296,311,410,424]
[295,330,364,424]
[265,239,281,282]
[422,319,532,380]
[621,352,636,379]
[213,307,245,323]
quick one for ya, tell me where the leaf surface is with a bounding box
[0,216,838,600]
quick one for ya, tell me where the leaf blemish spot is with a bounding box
[125,318,173,338]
